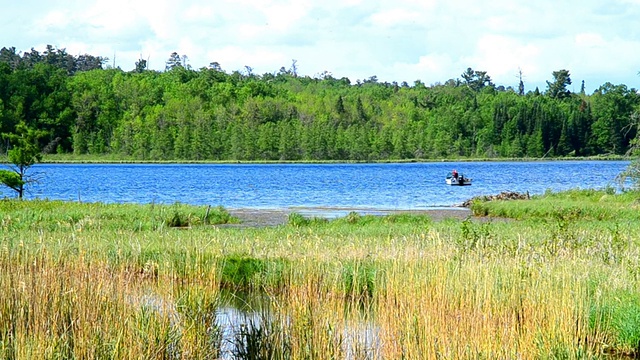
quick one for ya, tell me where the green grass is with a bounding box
[2,193,640,358]
[470,188,640,222]
[0,199,237,232]
[589,288,640,355]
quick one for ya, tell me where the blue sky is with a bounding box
[3,0,640,93]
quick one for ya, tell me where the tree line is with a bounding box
[1,46,639,163]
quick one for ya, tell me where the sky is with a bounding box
[3,0,640,93]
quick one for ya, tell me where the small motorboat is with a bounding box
[446,171,472,186]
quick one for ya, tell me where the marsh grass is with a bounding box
[2,195,640,358]
[589,288,640,356]
[471,188,640,222]
[231,310,291,360]
[0,199,236,232]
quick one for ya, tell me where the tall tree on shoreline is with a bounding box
[617,110,640,189]
[0,121,46,198]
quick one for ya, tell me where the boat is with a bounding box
[445,171,472,186]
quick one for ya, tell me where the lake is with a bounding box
[8,160,628,211]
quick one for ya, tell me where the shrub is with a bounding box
[287,212,310,227]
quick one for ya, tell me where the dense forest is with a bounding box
[1,45,639,161]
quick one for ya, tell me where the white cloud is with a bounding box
[183,4,215,21]
[391,53,454,84]
[2,0,640,92]
[207,45,288,73]
[369,8,424,28]
[39,10,71,30]
[574,33,606,48]
[570,36,640,81]
[338,0,365,6]
[262,2,311,31]
[470,34,543,86]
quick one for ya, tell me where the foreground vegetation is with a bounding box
[1,190,640,358]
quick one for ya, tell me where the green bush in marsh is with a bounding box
[219,256,290,289]
[287,212,329,227]
[382,213,434,225]
[341,260,378,301]
[287,212,310,227]
[164,204,235,227]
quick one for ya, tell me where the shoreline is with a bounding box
[32,155,629,165]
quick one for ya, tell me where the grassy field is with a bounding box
[1,190,640,359]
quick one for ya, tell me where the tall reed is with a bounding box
[1,194,640,358]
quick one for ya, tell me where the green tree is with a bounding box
[617,111,640,189]
[165,52,184,71]
[0,121,46,198]
[589,83,638,155]
[617,72,640,188]
[134,58,148,73]
[461,67,494,92]
[546,69,572,99]
[517,68,525,96]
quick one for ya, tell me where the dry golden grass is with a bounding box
[1,197,640,358]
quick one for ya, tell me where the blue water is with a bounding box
[4,161,630,210]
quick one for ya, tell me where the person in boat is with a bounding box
[452,169,458,180]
